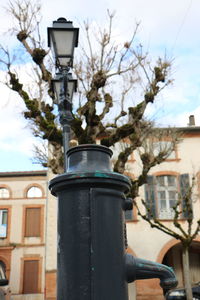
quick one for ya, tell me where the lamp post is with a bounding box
[48,17,79,171]
[48,17,178,300]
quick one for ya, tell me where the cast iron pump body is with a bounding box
[49,144,177,300]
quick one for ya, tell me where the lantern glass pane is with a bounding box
[58,57,71,67]
[68,82,74,101]
[53,30,74,56]
[54,81,61,102]
[53,80,75,103]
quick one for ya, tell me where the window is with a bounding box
[153,141,176,160]
[0,188,9,199]
[0,261,6,280]
[0,210,8,238]
[157,175,178,219]
[25,208,41,237]
[145,174,190,220]
[23,260,39,293]
[125,210,135,221]
[27,186,42,198]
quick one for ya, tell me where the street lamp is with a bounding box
[47,17,79,68]
[51,72,77,104]
[48,18,79,171]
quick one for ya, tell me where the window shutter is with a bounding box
[25,208,41,237]
[145,176,156,218]
[23,260,39,293]
[179,173,191,218]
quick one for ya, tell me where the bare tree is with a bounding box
[0,0,174,176]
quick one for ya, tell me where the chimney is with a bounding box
[188,115,195,126]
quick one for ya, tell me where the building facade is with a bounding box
[125,125,200,300]
[0,171,47,300]
[1,122,200,300]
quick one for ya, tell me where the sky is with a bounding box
[0,0,200,172]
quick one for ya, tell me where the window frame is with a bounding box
[148,133,181,162]
[153,140,177,160]
[0,187,10,199]
[26,186,43,198]
[20,256,42,294]
[156,175,178,219]
[145,173,190,220]
[25,207,41,238]
[0,209,8,238]
[22,205,44,242]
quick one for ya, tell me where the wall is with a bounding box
[45,170,57,300]
[125,132,200,300]
[0,172,47,300]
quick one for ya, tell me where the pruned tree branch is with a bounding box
[2,0,174,177]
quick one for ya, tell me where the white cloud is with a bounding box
[0,69,41,158]
[0,93,34,156]
[0,0,200,170]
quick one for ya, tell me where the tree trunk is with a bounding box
[182,245,193,300]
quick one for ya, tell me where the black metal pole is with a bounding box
[62,123,70,172]
[58,67,73,172]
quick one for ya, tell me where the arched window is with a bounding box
[0,188,9,199]
[27,186,42,198]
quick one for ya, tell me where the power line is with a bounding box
[171,0,193,53]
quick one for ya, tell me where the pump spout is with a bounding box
[125,254,178,294]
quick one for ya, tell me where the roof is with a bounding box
[0,170,47,178]
[177,126,200,132]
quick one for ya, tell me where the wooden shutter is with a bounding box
[145,176,156,218]
[23,260,39,294]
[179,174,191,218]
[25,208,41,237]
